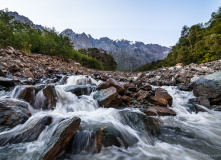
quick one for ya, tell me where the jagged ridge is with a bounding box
[61,29,171,70]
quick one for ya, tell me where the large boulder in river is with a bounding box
[35,85,58,110]
[68,111,154,154]
[119,110,161,137]
[13,85,46,106]
[0,116,52,146]
[37,117,81,160]
[155,88,173,106]
[193,72,221,106]
[0,98,31,127]
[93,87,122,108]
[13,84,57,110]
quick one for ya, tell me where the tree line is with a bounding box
[137,7,221,71]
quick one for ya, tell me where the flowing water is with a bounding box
[0,75,221,160]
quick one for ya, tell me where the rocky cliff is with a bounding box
[61,29,171,70]
[3,11,44,30]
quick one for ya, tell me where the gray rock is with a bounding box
[0,98,31,127]
[93,87,122,108]
[64,84,96,96]
[0,116,52,146]
[193,71,221,106]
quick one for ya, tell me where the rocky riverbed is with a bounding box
[0,47,221,160]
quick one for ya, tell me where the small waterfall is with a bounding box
[0,75,221,160]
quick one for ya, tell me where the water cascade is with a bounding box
[0,75,220,160]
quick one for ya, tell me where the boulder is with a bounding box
[0,116,52,146]
[95,125,137,152]
[13,85,45,106]
[33,85,58,110]
[193,72,221,105]
[144,106,176,116]
[42,85,58,110]
[37,117,81,160]
[155,88,173,106]
[93,87,122,108]
[119,110,161,137]
[68,112,146,154]
[0,98,31,126]
[149,96,168,107]
[64,84,96,96]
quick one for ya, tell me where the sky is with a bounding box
[0,0,221,47]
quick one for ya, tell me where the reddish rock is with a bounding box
[144,106,176,116]
[137,90,151,101]
[109,78,125,94]
[18,86,35,104]
[97,80,111,90]
[97,78,125,94]
[155,88,173,106]
[149,96,168,107]
[40,117,81,160]
[42,85,58,110]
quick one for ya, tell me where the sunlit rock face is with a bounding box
[61,29,171,70]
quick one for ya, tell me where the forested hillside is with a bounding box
[0,10,116,70]
[137,7,221,71]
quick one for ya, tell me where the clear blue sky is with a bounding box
[0,0,221,46]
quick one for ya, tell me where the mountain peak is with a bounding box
[61,29,171,70]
